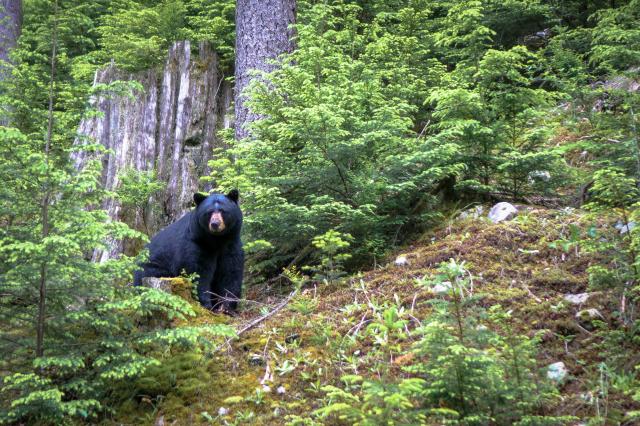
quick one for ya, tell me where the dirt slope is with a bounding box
[113,206,637,425]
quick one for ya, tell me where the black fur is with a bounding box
[134,191,244,312]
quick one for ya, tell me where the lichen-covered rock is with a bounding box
[488,202,518,223]
[576,308,604,320]
[459,205,484,220]
[73,41,233,261]
[394,255,409,266]
[432,281,452,294]
[547,361,568,383]
[615,221,636,235]
[563,293,590,305]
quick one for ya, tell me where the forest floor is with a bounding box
[111,205,638,425]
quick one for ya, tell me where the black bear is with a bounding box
[134,190,244,312]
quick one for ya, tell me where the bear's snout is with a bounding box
[209,211,226,232]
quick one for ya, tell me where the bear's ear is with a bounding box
[194,193,207,206]
[226,189,239,204]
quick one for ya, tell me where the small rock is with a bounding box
[285,333,300,344]
[527,170,551,184]
[155,416,164,426]
[579,392,594,404]
[547,361,568,382]
[563,293,590,305]
[262,384,272,393]
[277,385,286,395]
[576,308,604,321]
[218,407,229,416]
[432,281,452,294]
[459,205,485,220]
[576,308,605,331]
[394,255,409,266]
[488,202,518,223]
[615,221,636,234]
[248,354,265,366]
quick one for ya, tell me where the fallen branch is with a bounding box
[212,289,298,354]
[523,283,542,303]
[236,289,298,337]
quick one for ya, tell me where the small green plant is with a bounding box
[365,296,408,350]
[306,230,353,285]
[313,375,427,425]
[289,294,318,315]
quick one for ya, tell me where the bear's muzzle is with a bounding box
[209,212,226,232]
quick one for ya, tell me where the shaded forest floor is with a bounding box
[110,206,638,425]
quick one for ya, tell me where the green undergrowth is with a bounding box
[109,207,640,425]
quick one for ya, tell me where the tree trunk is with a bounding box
[234,0,296,140]
[72,42,232,260]
[0,0,22,125]
[36,0,56,359]
[0,0,22,68]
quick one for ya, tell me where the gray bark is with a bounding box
[0,0,21,67]
[234,0,296,140]
[73,41,232,261]
[0,0,21,125]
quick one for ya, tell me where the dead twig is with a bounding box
[523,283,542,303]
[236,290,298,337]
[211,290,298,354]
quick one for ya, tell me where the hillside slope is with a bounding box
[114,206,639,425]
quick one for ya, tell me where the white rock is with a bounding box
[579,392,594,403]
[262,384,272,393]
[563,293,590,305]
[527,170,551,184]
[576,308,604,320]
[432,281,452,294]
[488,202,518,223]
[459,205,485,220]
[394,255,409,266]
[218,407,229,416]
[615,221,636,234]
[547,361,568,382]
[277,385,286,395]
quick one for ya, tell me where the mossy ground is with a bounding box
[108,206,639,425]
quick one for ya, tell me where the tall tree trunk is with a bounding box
[234,0,296,140]
[0,0,21,125]
[36,0,57,359]
[0,0,22,68]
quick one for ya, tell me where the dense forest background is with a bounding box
[1,0,640,424]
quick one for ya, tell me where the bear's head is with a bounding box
[193,190,242,236]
